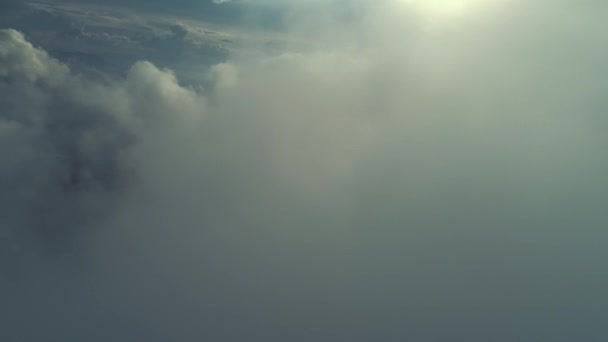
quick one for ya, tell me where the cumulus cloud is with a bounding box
[2,0,608,340]
[0,1,232,81]
[0,29,129,256]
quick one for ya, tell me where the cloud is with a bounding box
[0,29,134,254]
[2,1,608,340]
[0,1,231,80]
[52,0,284,28]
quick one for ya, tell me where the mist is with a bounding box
[2,1,608,341]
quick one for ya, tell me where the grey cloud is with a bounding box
[2,1,608,341]
[0,2,231,81]
[53,0,285,29]
[0,29,135,256]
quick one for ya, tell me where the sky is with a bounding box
[2,0,608,341]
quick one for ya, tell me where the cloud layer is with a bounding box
[2,1,608,341]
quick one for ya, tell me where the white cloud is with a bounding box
[0,29,67,84]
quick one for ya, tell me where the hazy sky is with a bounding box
[2,1,608,341]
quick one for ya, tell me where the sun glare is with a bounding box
[401,0,487,17]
